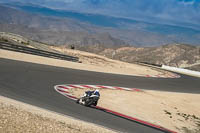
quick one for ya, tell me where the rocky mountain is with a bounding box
[0,3,200,46]
[103,44,200,67]
[0,3,199,70]
[1,0,200,30]
[0,5,127,47]
[1,30,199,70]
[71,43,200,68]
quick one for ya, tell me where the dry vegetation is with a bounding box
[99,44,200,68]
[186,64,200,72]
[59,43,200,70]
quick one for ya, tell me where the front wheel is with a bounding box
[76,99,80,104]
[84,98,92,106]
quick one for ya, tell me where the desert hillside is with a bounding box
[67,43,200,69]
[1,32,200,71]
[186,64,200,72]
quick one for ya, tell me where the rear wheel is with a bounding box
[93,101,97,106]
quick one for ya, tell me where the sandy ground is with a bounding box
[0,96,116,133]
[71,88,200,133]
[52,47,175,77]
[0,48,168,77]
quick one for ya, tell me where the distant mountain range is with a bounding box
[0,4,127,47]
[1,0,200,29]
[0,2,200,46]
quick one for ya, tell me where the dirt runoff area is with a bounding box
[0,96,116,133]
[71,88,200,133]
[0,48,173,77]
[51,46,177,77]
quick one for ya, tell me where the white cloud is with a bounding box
[179,0,195,5]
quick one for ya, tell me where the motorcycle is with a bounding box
[76,95,99,107]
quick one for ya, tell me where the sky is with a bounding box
[1,0,200,28]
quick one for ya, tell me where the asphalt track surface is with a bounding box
[0,58,200,133]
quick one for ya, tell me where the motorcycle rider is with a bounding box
[84,89,100,97]
[79,89,100,106]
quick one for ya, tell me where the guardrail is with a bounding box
[137,61,162,67]
[162,65,200,78]
[0,42,79,62]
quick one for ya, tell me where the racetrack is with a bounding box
[0,58,199,133]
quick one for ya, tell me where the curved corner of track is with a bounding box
[54,84,177,133]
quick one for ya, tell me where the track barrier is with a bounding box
[0,42,79,62]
